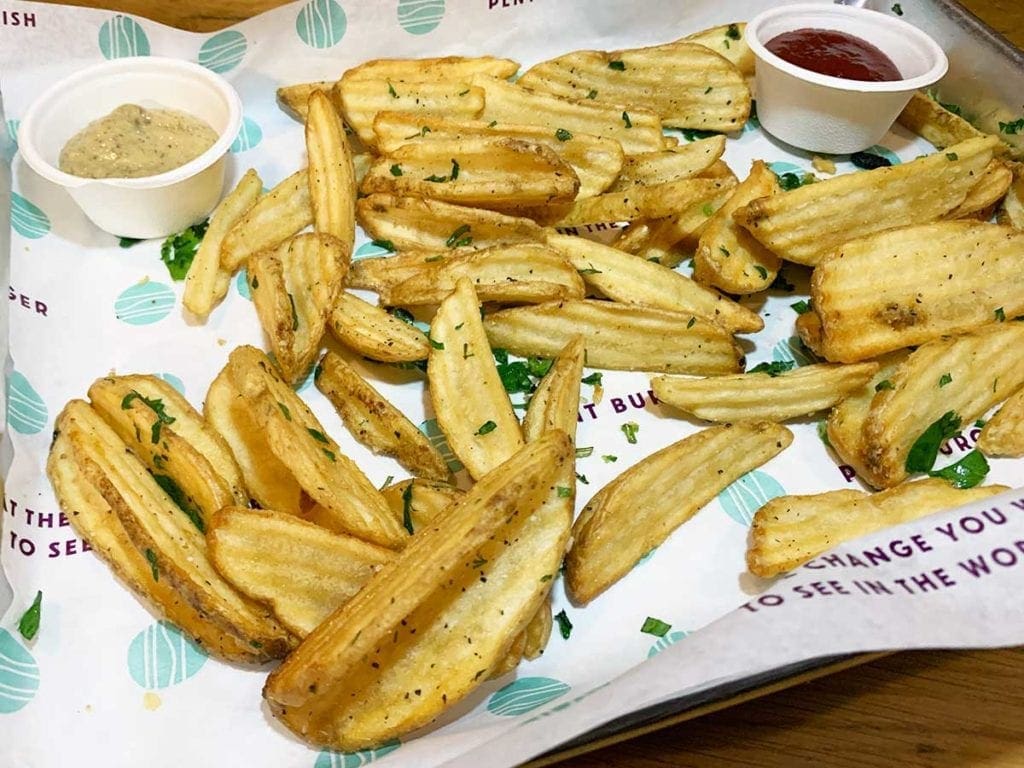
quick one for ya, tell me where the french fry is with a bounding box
[341,55,519,84]
[55,400,295,657]
[518,41,750,132]
[473,74,667,154]
[545,233,763,332]
[277,81,344,122]
[490,632,528,679]
[653,363,879,423]
[184,168,262,318]
[484,300,744,374]
[693,160,783,294]
[380,244,585,307]
[684,23,755,78]
[263,431,572,751]
[315,351,451,482]
[228,345,408,548]
[862,323,1024,488]
[896,91,987,150]
[997,162,1024,229]
[357,193,545,252]
[567,422,793,605]
[221,168,314,272]
[521,598,554,660]
[327,291,431,363]
[47,428,261,663]
[747,479,1008,577]
[204,367,304,516]
[88,375,249,528]
[812,222,1024,362]
[946,160,1013,219]
[610,136,726,189]
[978,387,1024,458]
[248,233,348,384]
[380,478,463,532]
[208,507,393,637]
[796,308,825,358]
[733,137,1002,266]
[306,90,357,251]
[371,112,624,198]
[428,278,524,480]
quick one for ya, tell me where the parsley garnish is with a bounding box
[428,335,445,350]
[306,428,329,443]
[679,128,719,141]
[160,219,209,280]
[446,224,472,249]
[622,111,632,129]
[289,293,298,331]
[726,23,741,39]
[555,128,573,142]
[152,474,204,532]
[577,266,602,275]
[687,316,697,329]
[122,390,176,444]
[119,236,142,248]
[450,158,460,181]
[939,372,953,387]
[771,272,796,292]
[575,446,594,459]
[401,482,414,534]
[278,402,292,421]
[719,246,731,257]
[791,300,812,314]
[145,549,159,581]
[424,173,448,183]
[754,265,769,280]
[748,360,795,377]
[554,609,573,639]
[462,342,473,359]
[321,448,336,462]
[850,151,892,170]
[999,118,1024,135]
[387,80,398,98]
[608,60,626,71]
[371,238,395,252]
[586,89,598,100]
[995,307,1006,322]
[621,421,639,444]
[931,450,989,489]
[390,307,415,325]
[875,379,895,392]
[701,202,715,216]
[576,473,589,485]
[475,420,497,436]
[18,591,42,641]
[424,254,445,263]
[946,152,959,161]
[906,411,961,474]
[581,372,602,386]
[776,171,816,190]
[891,3,903,15]
[556,486,572,498]
[640,616,671,637]
[602,454,618,463]
[390,164,403,177]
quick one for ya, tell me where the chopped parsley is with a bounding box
[577,267,603,275]
[891,3,903,15]
[622,111,632,129]
[687,316,697,329]
[424,173,449,183]
[850,151,892,170]
[390,307,416,325]
[771,272,796,292]
[554,609,573,639]
[719,246,731,257]
[754,265,769,280]
[640,616,671,637]
[556,486,572,498]
[999,118,1024,135]
[586,89,598,100]
[701,202,715,216]
[475,420,497,436]
[390,164,403,177]
[371,238,395,252]
[581,372,602,387]
[602,454,618,463]
[527,357,553,378]
[938,372,953,388]
[748,360,795,377]
[704,86,713,94]
[387,80,398,98]
[145,549,159,581]
[277,402,292,421]
[160,219,209,280]
[679,128,719,141]
[791,299,812,315]
[428,335,445,350]
[122,390,176,444]
[776,171,815,191]
[446,224,472,249]
[18,591,42,641]
[576,473,589,485]
[321,448,336,462]
[906,411,961,474]
[451,158,460,180]
[875,379,895,392]
[119,236,142,248]
[575,446,594,459]
[946,152,959,161]
[608,60,626,71]
[401,482,414,534]
[462,342,473,359]
[726,23,741,39]
[555,128,573,142]
[306,428,329,443]
[931,450,989,489]
[995,307,1006,322]
[152,474,205,533]
[621,421,639,444]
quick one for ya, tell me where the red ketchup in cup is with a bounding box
[765,28,902,82]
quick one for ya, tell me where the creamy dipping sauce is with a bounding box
[58,103,219,179]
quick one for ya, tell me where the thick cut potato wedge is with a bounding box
[381,479,463,533]
[610,136,726,190]
[228,346,407,548]
[341,55,519,85]
[47,428,260,663]
[263,432,572,751]
[428,278,524,480]
[306,90,357,251]
[248,233,348,384]
[221,168,313,271]
[946,160,1013,219]
[997,162,1024,229]
[684,23,754,78]
[277,81,343,121]
[357,194,545,252]
[362,136,580,209]
[896,92,987,150]
[371,112,624,199]
[518,41,750,132]
[693,160,783,294]
[473,74,666,155]
[812,222,1024,363]
[88,374,248,529]
[208,507,393,637]
[484,300,743,374]
[978,386,1024,458]
[796,309,825,358]
[862,323,1024,488]
[733,137,1001,266]
[653,363,879,423]
[567,422,793,605]
[327,291,430,363]
[184,168,262,318]
[546,233,762,333]
[315,351,451,482]
[747,479,1008,577]
[55,400,294,658]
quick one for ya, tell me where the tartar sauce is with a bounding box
[59,103,219,179]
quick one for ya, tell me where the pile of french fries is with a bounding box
[46,21,1024,752]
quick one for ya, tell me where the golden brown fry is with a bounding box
[327,291,430,364]
[946,160,1013,219]
[208,507,393,637]
[896,91,987,150]
[684,23,754,78]
[796,309,825,359]
[315,351,451,482]
[653,363,879,423]
[306,90,357,251]
[812,222,1024,362]
[248,233,348,384]
[521,597,554,660]
[610,136,726,190]
[221,168,313,272]
[567,423,793,605]
[484,300,743,374]
[356,193,545,252]
[380,478,463,532]
[862,323,1024,488]
[518,41,750,132]
[428,278,524,480]
[747,479,1008,577]
[263,431,572,751]
[184,168,262,318]
[545,233,762,332]
[693,160,783,294]
[342,55,519,84]
[733,137,1001,266]
[276,81,344,122]
[978,387,1024,457]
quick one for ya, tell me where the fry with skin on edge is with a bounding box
[946,160,1013,219]
[276,81,343,122]
[221,168,313,271]
[684,22,755,78]
[306,90,357,252]
[327,291,430,364]
[978,387,1024,458]
[896,91,987,151]
[567,422,793,605]
[610,136,726,190]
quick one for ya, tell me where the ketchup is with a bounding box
[766,28,902,82]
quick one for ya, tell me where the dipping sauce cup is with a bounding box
[747,3,948,154]
[18,57,242,239]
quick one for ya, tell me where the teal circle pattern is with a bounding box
[198,30,247,73]
[115,282,176,325]
[7,371,47,435]
[99,15,150,59]
[11,193,50,239]
[773,335,817,367]
[862,144,901,166]
[647,630,689,658]
[230,117,263,153]
[6,119,19,151]
[314,742,400,768]
[419,419,463,473]
[296,0,347,49]
[768,160,804,177]
[354,241,392,260]
[0,629,39,713]
[718,470,786,526]
[398,0,445,35]
[487,677,571,717]
[157,373,185,395]
[236,268,252,300]
[127,621,207,689]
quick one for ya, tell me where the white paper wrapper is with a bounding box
[0,1,1021,766]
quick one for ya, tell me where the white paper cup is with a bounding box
[747,4,948,154]
[18,57,242,239]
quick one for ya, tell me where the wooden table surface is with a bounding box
[31,0,1024,765]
